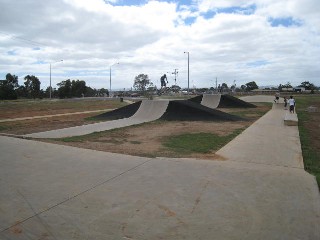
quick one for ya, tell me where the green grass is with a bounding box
[0,125,9,131]
[226,103,272,119]
[162,129,244,154]
[0,99,127,118]
[295,94,320,189]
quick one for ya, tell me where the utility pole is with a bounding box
[184,51,189,94]
[216,77,218,93]
[172,69,178,85]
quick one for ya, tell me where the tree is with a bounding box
[133,74,153,92]
[0,73,19,100]
[245,81,259,91]
[57,79,72,98]
[71,80,86,97]
[221,83,229,90]
[57,79,90,98]
[24,75,41,99]
[298,81,316,91]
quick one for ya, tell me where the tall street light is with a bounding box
[109,62,119,96]
[184,52,189,94]
[49,60,63,99]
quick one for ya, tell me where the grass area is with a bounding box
[162,129,244,154]
[0,98,127,119]
[295,94,320,188]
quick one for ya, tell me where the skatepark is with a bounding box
[0,95,319,239]
[25,94,250,138]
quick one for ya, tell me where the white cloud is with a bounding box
[0,0,319,90]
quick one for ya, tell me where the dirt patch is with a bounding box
[46,120,251,160]
[0,112,100,135]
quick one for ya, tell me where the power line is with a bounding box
[0,31,47,48]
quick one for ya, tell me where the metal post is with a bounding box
[49,60,63,99]
[184,52,189,94]
[109,62,119,97]
[49,63,52,99]
[109,66,112,95]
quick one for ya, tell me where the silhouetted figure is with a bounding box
[160,74,168,88]
[284,96,288,109]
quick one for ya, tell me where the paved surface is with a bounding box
[240,95,284,103]
[0,109,113,123]
[25,100,169,139]
[1,101,320,239]
[216,103,303,168]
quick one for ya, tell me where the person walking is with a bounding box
[284,96,288,110]
[288,95,296,113]
[274,92,280,103]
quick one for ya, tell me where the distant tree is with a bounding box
[24,75,41,99]
[16,85,27,98]
[240,85,246,91]
[279,82,292,91]
[98,88,109,97]
[298,81,316,90]
[221,83,229,90]
[133,74,152,92]
[57,79,72,98]
[0,73,19,100]
[85,86,95,97]
[245,81,259,91]
[71,80,86,97]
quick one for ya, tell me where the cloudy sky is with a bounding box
[0,0,319,90]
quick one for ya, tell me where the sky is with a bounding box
[0,0,319,90]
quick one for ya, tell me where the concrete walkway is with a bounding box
[0,103,319,239]
[0,109,113,123]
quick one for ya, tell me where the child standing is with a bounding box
[288,96,295,113]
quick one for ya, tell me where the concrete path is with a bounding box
[216,103,303,168]
[0,103,319,239]
[25,100,169,139]
[240,95,284,103]
[0,109,113,123]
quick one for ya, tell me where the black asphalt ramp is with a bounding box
[92,101,142,120]
[160,100,244,121]
[218,95,256,108]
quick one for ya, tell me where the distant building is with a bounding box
[293,87,306,92]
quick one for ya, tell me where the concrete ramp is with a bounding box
[190,94,255,109]
[201,94,221,108]
[25,100,169,139]
[131,100,169,121]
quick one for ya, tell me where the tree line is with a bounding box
[0,73,109,100]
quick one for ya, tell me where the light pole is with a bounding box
[184,52,189,94]
[49,60,63,99]
[109,62,119,96]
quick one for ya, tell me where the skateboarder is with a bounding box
[288,95,295,113]
[160,74,168,89]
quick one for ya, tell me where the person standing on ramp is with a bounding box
[160,74,168,89]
